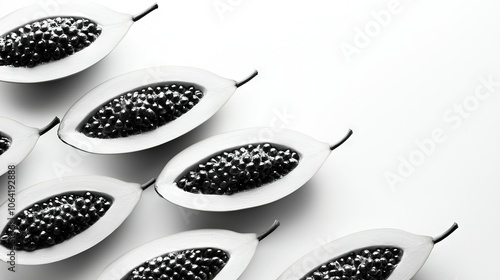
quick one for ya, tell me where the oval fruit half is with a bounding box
[0,2,158,83]
[0,176,154,265]
[155,128,353,211]
[0,116,59,176]
[58,66,259,154]
[277,223,458,280]
[97,220,279,280]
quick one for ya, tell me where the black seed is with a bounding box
[0,17,102,68]
[176,143,300,195]
[0,191,112,252]
[123,248,229,280]
[300,247,403,280]
[81,83,205,139]
[0,134,12,156]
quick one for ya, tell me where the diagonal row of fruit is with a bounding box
[0,2,458,280]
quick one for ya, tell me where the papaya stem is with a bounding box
[235,70,258,88]
[257,220,280,242]
[141,178,157,190]
[433,223,459,244]
[39,117,60,136]
[133,3,159,22]
[330,129,353,151]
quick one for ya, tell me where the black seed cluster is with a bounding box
[301,247,403,280]
[0,17,102,68]
[82,84,204,139]
[0,192,112,252]
[177,143,300,195]
[0,135,11,155]
[123,248,229,280]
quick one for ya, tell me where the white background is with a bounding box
[0,0,499,279]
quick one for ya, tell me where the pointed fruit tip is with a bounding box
[39,117,61,136]
[235,70,259,88]
[133,3,159,22]
[141,178,157,190]
[433,222,458,244]
[257,220,280,242]
[330,129,353,151]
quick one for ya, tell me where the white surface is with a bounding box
[0,0,498,279]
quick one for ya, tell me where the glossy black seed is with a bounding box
[0,192,112,251]
[176,143,300,195]
[122,248,229,280]
[0,17,102,68]
[0,134,12,156]
[81,84,205,139]
[300,247,403,280]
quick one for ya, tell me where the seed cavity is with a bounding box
[177,143,300,195]
[301,247,403,280]
[0,134,11,155]
[123,248,229,280]
[0,191,112,252]
[0,17,102,68]
[81,84,204,139]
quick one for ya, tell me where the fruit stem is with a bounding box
[257,220,280,242]
[433,223,459,244]
[39,117,61,136]
[235,70,259,88]
[132,3,159,22]
[330,129,353,151]
[141,178,157,190]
